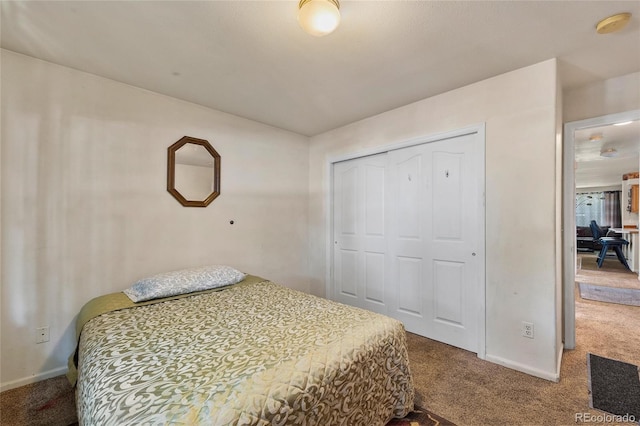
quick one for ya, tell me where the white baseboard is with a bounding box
[555,343,564,381]
[0,367,68,393]
[485,354,561,382]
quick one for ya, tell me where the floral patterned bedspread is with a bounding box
[75,277,414,425]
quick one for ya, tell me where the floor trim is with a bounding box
[0,367,68,393]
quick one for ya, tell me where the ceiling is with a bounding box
[574,120,640,188]
[2,1,639,189]
[2,1,639,137]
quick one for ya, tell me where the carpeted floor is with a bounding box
[405,264,640,425]
[0,375,77,426]
[387,405,455,425]
[576,252,640,289]
[2,261,638,425]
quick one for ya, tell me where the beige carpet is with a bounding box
[576,252,640,289]
[410,253,639,424]
[0,375,77,426]
[408,279,640,425]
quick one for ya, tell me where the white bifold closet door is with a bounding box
[332,132,482,353]
[333,153,389,315]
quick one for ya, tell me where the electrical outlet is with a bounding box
[522,321,534,339]
[36,326,50,344]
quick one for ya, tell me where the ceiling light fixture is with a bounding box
[589,134,603,142]
[596,12,632,34]
[600,148,618,158]
[298,0,340,37]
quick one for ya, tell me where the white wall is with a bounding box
[0,50,310,390]
[0,50,569,389]
[563,72,640,123]
[554,65,564,375]
[308,59,562,380]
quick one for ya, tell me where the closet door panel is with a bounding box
[425,134,481,352]
[333,163,360,305]
[395,256,423,316]
[387,133,482,353]
[387,145,429,332]
[432,152,463,241]
[333,154,389,314]
[365,252,385,304]
[433,259,464,325]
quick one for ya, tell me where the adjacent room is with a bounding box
[1,1,639,425]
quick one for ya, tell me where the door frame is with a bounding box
[326,124,487,358]
[562,109,640,349]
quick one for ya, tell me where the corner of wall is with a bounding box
[554,58,565,376]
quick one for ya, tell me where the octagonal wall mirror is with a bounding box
[167,136,221,207]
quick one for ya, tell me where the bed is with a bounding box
[68,271,415,425]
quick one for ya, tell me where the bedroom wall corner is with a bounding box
[0,49,311,390]
[554,62,564,380]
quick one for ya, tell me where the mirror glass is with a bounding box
[167,136,220,207]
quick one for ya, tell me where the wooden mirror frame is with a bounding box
[167,136,221,207]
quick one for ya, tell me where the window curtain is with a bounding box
[576,191,622,227]
[603,191,622,228]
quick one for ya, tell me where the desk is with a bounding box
[610,228,639,272]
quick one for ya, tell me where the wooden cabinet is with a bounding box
[632,184,639,213]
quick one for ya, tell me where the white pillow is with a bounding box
[123,265,246,302]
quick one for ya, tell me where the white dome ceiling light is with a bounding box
[600,148,618,158]
[298,0,340,37]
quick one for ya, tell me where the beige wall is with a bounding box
[308,59,563,380]
[0,50,310,389]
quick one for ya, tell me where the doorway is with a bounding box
[562,109,640,349]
